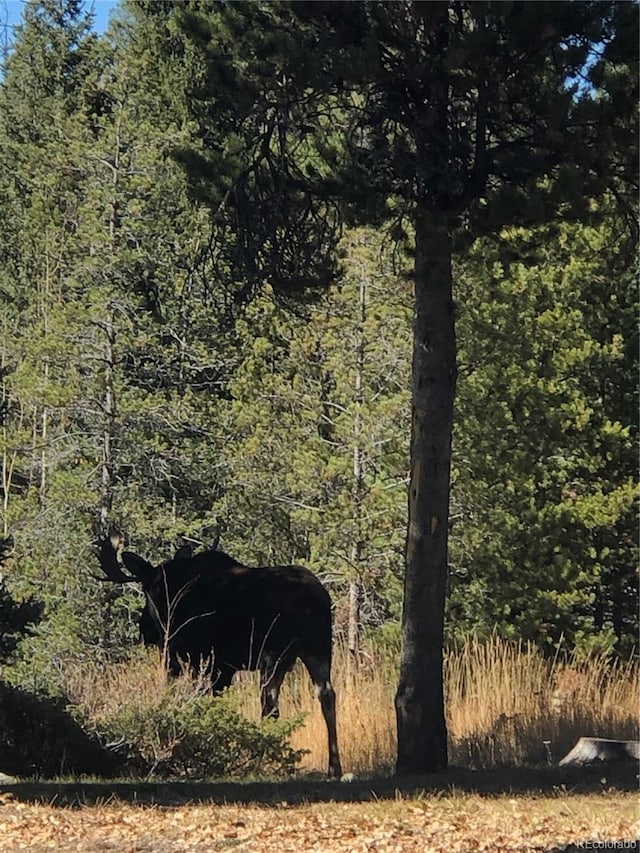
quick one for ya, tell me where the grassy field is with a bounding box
[261,636,639,773]
[67,636,639,775]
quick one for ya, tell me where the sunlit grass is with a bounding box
[270,637,638,773]
[63,636,638,775]
[445,636,638,768]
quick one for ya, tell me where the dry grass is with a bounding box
[63,648,212,721]
[446,637,639,768]
[260,636,638,773]
[62,637,638,775]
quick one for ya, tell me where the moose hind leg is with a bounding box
[259,657,287,719]
[303,655,342,779]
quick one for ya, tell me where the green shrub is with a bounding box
[84,690,307,779]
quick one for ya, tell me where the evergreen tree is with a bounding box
[0,367,42,670]
[0,0,233,684]
[171,0,636,772]
[215,228,411,654]
[0,540,42,669]
[451,210,638,655]
[0,0,109,681]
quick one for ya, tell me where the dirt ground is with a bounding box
[0,766,637,852]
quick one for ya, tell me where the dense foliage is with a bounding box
[88,690,305,779]
[0,0,636,717]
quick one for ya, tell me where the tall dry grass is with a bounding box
[255,636,638,773]
[62,636,638,775]
[445,637,638,768]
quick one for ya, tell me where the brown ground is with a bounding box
[0,766,637,852]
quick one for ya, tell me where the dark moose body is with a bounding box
[98,536,342,778]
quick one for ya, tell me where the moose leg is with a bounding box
[211,665,234,694]
[259,657,287,719]
[166,651,182,678]
[302,655,343,779]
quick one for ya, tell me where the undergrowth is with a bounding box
[4,637,636,778]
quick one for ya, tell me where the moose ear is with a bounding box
[120,551,155,583]
[174,544,194,560]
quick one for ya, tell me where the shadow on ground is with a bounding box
[2,763,637,808]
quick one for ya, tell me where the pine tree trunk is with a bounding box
[99,114,122,529]
[347,271,367,678]
[395,210,456,774]
[347,576,360,678]
[100,311,116,528]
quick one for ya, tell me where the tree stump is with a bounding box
[559,737,640,766]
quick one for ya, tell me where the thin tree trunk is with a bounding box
[395,210,456,774]
[1,356,15,538]
[347,271,367,678]
[347,576,360,677]
[39,395,48,509]
[99,113,121,529]
[100,312,116,528]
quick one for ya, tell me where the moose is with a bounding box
[97,533,342,779]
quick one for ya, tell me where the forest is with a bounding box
[0,0,637,786]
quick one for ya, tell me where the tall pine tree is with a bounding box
[171,0,637,773]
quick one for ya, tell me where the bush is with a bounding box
[90,692,306,779]
[63,651,307,779]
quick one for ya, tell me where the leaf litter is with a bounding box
[0,791,637,852]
